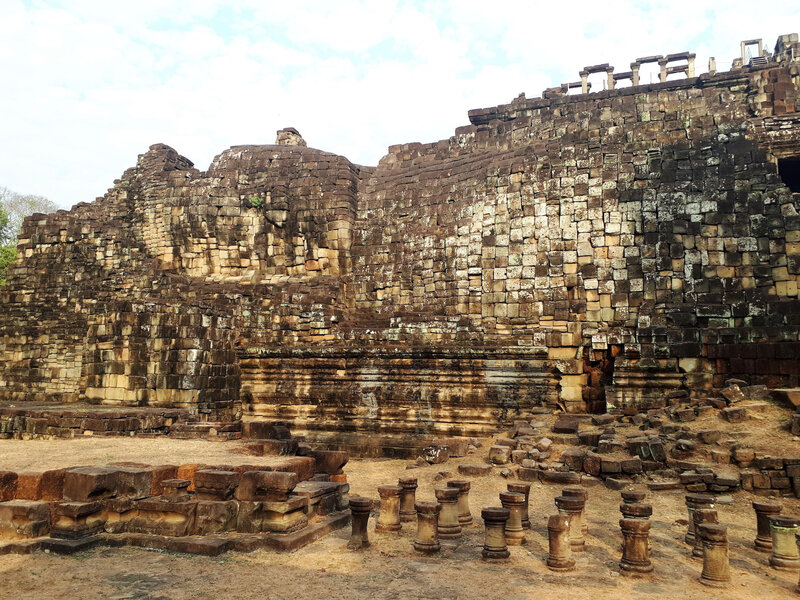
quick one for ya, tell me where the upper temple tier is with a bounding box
[1,35,800,437]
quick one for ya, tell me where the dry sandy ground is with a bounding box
[1,436,800,599]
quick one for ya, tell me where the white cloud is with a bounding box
[0,1,798,208]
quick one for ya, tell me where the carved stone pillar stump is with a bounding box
[698,523,730,588]
[447,480,473,526]
[752,500,782,552]
[507,482,531,529]
[769,515,800,571]
[413,501,440,553]
[796,533,800,593]
[685,494,715,544]
[499,491,526,546]
[555,495,586,552]
[619,518,653,575]
[398,477,418,523]
[376,485,402,533]
[621,489,647,505]
[482,507,510,560]
[347,496,373,550]
[547,514,575,571]
[562,487,588,537]
[435,487,462,539]
[620,502,652,520]
[692,508,718,559]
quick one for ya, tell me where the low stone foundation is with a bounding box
[0,454,350,555]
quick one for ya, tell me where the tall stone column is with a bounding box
[752,500,782,552]
[685,494,715,544]
[435,487,462,539]
[398,476,418,523]
[413,501,440,553]
[555,495,586,552]
[698,523,730,588]
[499,491,526,546]
[547,514,575,571]
[769,515,800,571]
[631,62,641,86]
[347,496,373,550]
[376,485,402,533]
[447,480,473,526]
[507,482,531,528]
[482,507,510,560]
[692,508,718,559]
[619,518,653,575]
[563,487,588,537]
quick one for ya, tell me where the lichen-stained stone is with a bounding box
[0,46,799,432]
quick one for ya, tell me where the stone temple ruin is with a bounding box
[0,33,799,451]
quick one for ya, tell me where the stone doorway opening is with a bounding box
[778,157,800,193]
[581,345,620,414]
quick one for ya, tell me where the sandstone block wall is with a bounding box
[1,38,799,435]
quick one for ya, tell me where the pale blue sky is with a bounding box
[2,0,799,208]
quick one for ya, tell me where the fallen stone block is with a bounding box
[434,437,469,457]
[422,445,450,465]
[552,416,579,434]
[720,406,748,423]
[560,447,587,471]
[540,471,581,485]
[517,467,540,482]
[720,384,745,404]
[591,414,615,426]
[772,388,800,409]
[488,445,512,465]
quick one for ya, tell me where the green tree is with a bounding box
[0,204,14,284]
[0,187,57,284]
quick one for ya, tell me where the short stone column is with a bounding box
[621,489,646,505]
[499,491,526,546]
[692,508,718,559]
[752,500,782,552]
[435,487,462,539]
[620,502,652,520]
[547,514,575,571]
[507,482,531,528]
[555,495,586,552]
[413,501,440,553]
[481,507,510,559]
[398,476,418,523]
[619,518,653,575]
[698,523,730,587]
[685,494,715,544]
[769,515,800,571]
[447,480,473,527]
[563,487,588,537]
[347,496,373,550]
[376,485,402,533]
